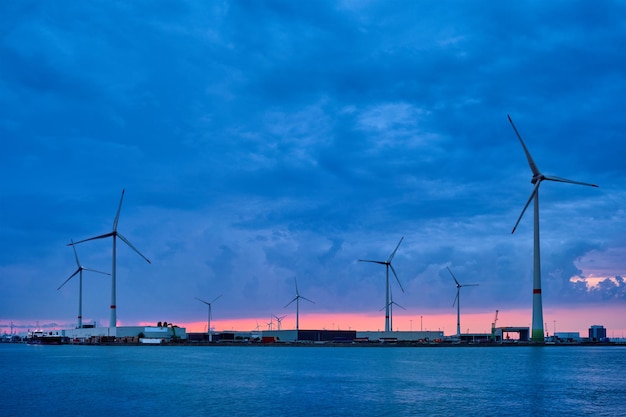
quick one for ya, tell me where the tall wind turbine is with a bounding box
[284,277,314,336]
[196,295,222,342]
[447,267,478,338]
[69,189,151,328]
[359,236,405,332]
[57,239,110,329]
[508,115,598,342]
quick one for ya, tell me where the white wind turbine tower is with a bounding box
[57,239,110,329]
[284,277,315,337]
[359,236,405,332]
[69,189,151,328]
[508,115,598,342]
[195,295,222,342]
[447,267,478,338]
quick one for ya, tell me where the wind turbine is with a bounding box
[508,115,598,342]
[380,284,405,332]
[447,267,478,338]
[359,236,405,332]
[69,189,151,328]
[284,277,315,337]
[68,189,151,327]
[273,314,287,331]
[195,295,222,342]
[57,239,110,329]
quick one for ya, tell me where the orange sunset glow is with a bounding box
[139,306,626,339]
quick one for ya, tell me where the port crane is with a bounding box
[491,310,499,341]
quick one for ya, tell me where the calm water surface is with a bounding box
[1,344,624,416]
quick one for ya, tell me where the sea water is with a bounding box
[1,344,624,416]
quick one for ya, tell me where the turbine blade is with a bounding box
[195,297,210,306]
[389,264,404,293]
[71,239,80,267]
[447,266,460,286]
[301,296,315,304]
[57,269,80,290]
[69,232,114,246]
[113,189,125,231]
[453,291,459,307]
[211,294,223,303]
[387,236,404,263]
[394,302,407,311]
[284,297,297,308]
[508,115,541,176]
[512,182,540,234]
[117,232,151,264]
[82,267,111,276]
[359,259,386,265]
[294,277,299,296]
[464,284,479,287]
[543,175,599,188]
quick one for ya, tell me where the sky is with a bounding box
[1,1,625,337]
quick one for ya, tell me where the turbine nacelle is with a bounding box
[531,174,545,184]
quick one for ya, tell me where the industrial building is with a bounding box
[189,329,446,344]
[552,332,581,343]
[589,325,607,342]
[57,325,187,344]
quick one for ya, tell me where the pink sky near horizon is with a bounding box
[176,306,626,337]
[4,306,624,338]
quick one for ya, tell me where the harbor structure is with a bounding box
[58,325,186,344]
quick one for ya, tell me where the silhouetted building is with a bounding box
[589,325,607,341]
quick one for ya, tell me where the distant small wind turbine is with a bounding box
[69,189,151,328]
[273,314,287,331]
[359,236,405,332]
[508,115,598,342]
[447,267,478,338]
[284,277,314,336]
[195,295,222,342]
[57,239,110,329]
[380,285,405,332]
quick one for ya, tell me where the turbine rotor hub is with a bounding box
[531,174,544,184]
